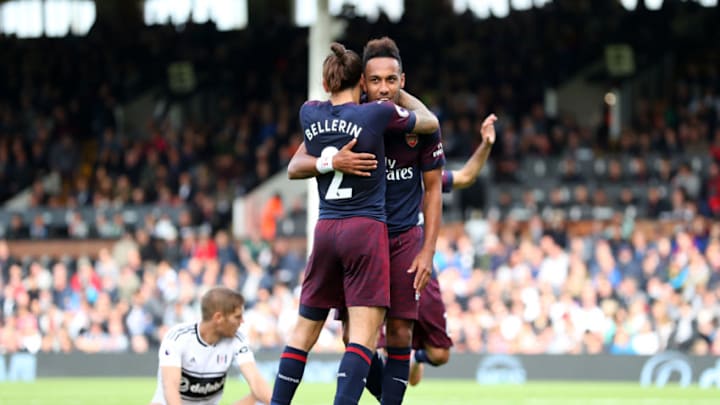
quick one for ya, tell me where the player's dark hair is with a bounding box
[323,42,362,93]
[363,36,402,72]
[201,286,245,321]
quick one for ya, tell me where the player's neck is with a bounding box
[329,87,360,105]
[198,321,221,345]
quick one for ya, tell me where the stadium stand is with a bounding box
[1,1,719,357]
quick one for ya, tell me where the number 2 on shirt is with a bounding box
[325,170,352,200]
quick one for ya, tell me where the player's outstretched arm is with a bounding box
[237,361,272,405]
[287,139,378,179]
[160,366,183,405]
[452,113,497,190]
[397,89,439,135]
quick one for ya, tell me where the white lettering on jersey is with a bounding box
[387,167,414,181]
[305,119,363,141]
[432,142,444,158]
[385,158,414,181]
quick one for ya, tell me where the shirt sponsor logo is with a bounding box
[386,158,414,181]
[179,374,226,398]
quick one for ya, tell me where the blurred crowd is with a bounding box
[2,211,720,357]
[1,1,720,357]
[1,2,718,233]
[440,214,720,356]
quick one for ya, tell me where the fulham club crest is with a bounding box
[405,133,418,148]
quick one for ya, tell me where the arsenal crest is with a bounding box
[405,133,418,147]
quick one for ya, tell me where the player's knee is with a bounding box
[385,321,412,347]
[290,333,317,352]
[427,347,449,366]
[289,319,324,351]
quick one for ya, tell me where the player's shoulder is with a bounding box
[231,328,253,355]
[365,99,409,118]
[420,128,443,146]
[365,99,394,109]
[164,322,197,342]
[233,327,249,345]
[302,100,326,110]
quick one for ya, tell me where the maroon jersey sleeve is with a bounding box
[419,129,445,172]
[373,100,417,134]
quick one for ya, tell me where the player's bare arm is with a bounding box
[452,113,497,189]
[159,366,182,405]
[397,89,439,134]
[287,139,378,179]
[408,167,442,292]
[234,361,272,405]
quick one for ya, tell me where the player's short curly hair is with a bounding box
[201,286,245,321]
[363,37,402,72]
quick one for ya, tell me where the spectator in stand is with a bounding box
[673,162,702,200]
[705,161,720,217]
[644,186,671,219]
[260,193,284,242]
[6,214,29,240]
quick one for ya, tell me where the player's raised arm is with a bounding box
[235,361,271,404]
[397,89,439,134]
[159,366,182,405]
[451,113,497,190]
[287,139,378,179]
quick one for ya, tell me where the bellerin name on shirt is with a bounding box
[305,119,363,141]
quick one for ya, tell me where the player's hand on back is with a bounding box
[480,113,498,145]
[332,138,378,176]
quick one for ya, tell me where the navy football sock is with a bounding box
[414,349,439,366]
[334,343,373,405]
[365,351,385,400]
[380,347,411,405]
[271,346,308,405]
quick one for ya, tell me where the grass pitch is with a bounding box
[0,378,718,404]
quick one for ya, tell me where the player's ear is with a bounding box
[400,72,405,89]
[212,311,224,323]
[360,74,367,92]
[322,80,329,93]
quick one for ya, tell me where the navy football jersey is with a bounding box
[384,129,445,234]
[300,100,416,221]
